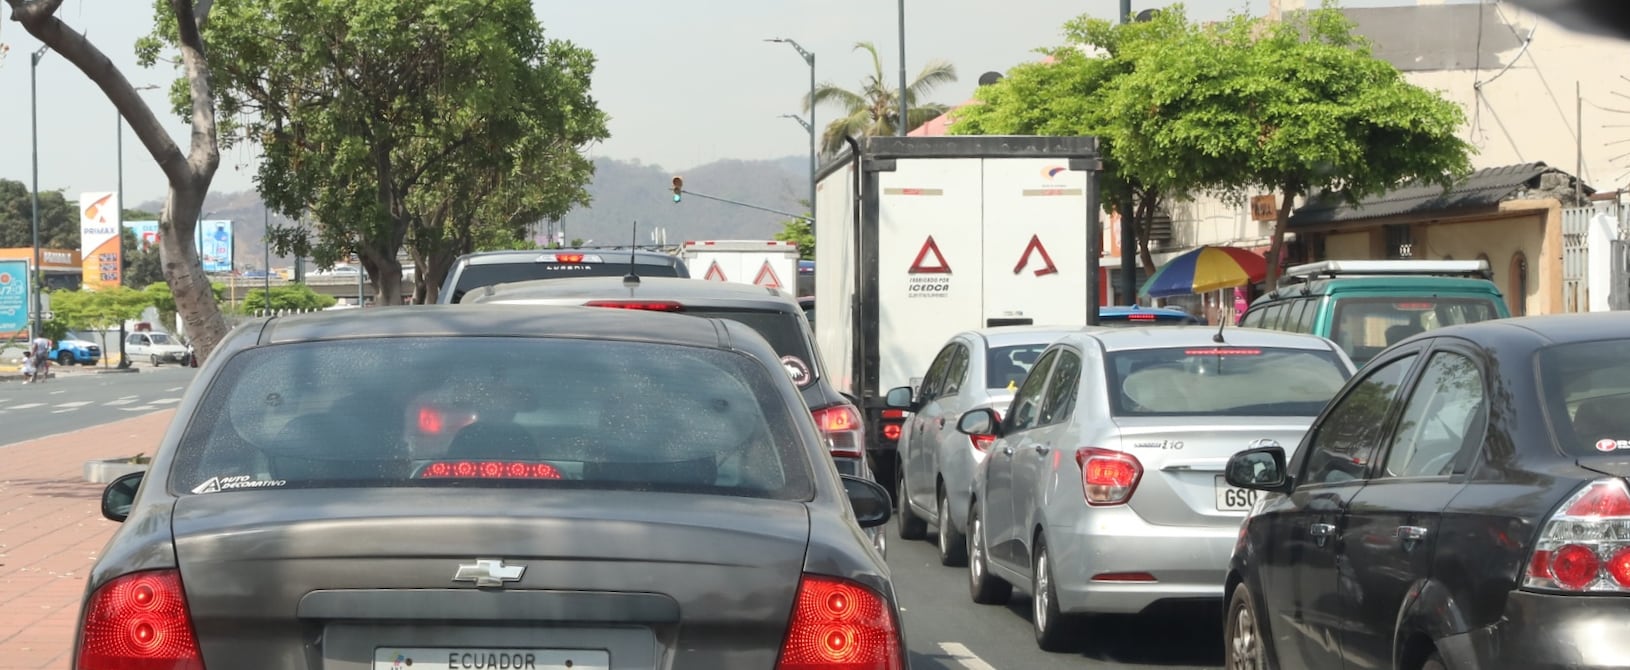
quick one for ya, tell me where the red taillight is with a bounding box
[814,405,865,459]
[1075,448,1142,506]
[583,300,685,312]
[1524,478,1630,592]
[78,570,205,670]
[881,409,905,420]
[882,424,902,442]
[418,461,563,479]
[775,574,903,670]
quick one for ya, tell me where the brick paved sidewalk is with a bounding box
[0,410,175,670]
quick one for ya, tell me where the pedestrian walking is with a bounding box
[27,334,51,384]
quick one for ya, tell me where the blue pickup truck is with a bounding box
[50,331,102,366]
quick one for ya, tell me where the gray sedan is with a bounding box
[888,326,1079,567]
[958,326,1356,651]
[79,305,903,670]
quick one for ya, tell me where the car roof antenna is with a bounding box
[1213,307,1228,343]
[623,220,640,288]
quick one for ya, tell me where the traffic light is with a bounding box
[672,176,683,203]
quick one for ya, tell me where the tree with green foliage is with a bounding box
[952,3,1473,287]
[144,0,610,305]
[0,179,77,250]
[121,213,167,290]
[950,13,1185,275]
[1105,3,1472,285]
[239,284,337,315]
[11,0,233,363]
[45,287,154,367]
[810,42,957,157]
[774,203,815,260]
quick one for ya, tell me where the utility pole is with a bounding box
[1119,0,1138,306]
[767,38,818,221]
[30,45,48,340]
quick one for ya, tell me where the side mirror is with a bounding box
[1225,446,1290,492]
[841,475,893,529]
[956,408,1002,438]
[884,386,915,410]
[101,471,145,522]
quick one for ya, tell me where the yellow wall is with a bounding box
[1418,214,1547,316]
[1323,231,1373,259]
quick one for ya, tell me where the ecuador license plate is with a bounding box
[374,647,610,670]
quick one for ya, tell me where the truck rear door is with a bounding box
[980,159,1090,328]
[877,158,985,392]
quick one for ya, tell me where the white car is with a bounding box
[125,331,191,366]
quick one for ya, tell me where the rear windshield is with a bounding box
[1541,338,1630,458]
[1107,346,1351,416]
[682,308,820,389]
[987,344,1050,390]
[1332,297,1500,366]
[447,261,684,303]
[169,337,814,499]
[1097,312,1203,327]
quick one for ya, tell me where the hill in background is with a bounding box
[135,154,810,269]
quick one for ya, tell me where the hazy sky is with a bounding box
[0,0,1456,207]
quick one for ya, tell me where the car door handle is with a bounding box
[1309,522,1336,547]
[1001,446,1015,457]
[1397,525,1429,549]
[1032,444,1050,455]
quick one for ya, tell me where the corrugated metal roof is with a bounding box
[1288,162,1582,228]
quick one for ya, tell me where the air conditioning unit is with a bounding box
[1145,211,1175,248]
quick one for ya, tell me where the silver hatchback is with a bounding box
[958,326,1356,651]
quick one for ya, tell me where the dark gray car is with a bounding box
[78,305,903,670]
[438,249,690,304]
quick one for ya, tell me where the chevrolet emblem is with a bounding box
[453,559,526,588]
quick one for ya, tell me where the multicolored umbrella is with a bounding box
[1139,246,1268,298]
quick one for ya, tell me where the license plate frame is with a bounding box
[1214,475,1259,512]
[373,647,610,670]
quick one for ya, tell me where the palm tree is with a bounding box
[806,41,958,156]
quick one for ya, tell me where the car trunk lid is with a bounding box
[1110,417,1314,526]
[170,488,811,669]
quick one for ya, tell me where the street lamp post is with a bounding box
[767,38,816,221]
[30,45,48,340]
[1120,0,1137,306]
[263,205,272,313]
[897,0,907,137]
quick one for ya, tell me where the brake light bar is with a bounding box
[535,253,604,263]
[419,461,564,479]
[583,300,686,312]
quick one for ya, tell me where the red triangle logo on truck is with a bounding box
[754,261,784,289]
[703,261,727,281]
[1013,234,1059,276]
[909,236,952,274]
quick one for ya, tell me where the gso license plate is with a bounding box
[1214,475,1259,512]
[374,647,610,670]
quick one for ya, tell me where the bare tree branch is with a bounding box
[171,0,221,185]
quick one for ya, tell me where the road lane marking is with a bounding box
[167,386,184,392]
[106,398,139,406]
[152,398,182,405]
[119,405,159,412]
[55,401,92,408]
[7,403,44,410]
[937,643,998,670]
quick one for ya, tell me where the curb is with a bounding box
[0,372,57,383]
[95,368,141,374]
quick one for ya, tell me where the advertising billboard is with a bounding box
[196,220,234,273]
[125,220,160,252]
[79,192,122,290]
[0,260,29,335]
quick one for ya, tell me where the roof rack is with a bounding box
[1280,259,1492,286]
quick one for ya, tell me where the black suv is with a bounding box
[438,248,690,304]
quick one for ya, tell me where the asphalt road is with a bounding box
[888,524,1225,670]
[0,365,198,446]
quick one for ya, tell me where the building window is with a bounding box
[1508,252,1529,316]
[1385,225,1415,259]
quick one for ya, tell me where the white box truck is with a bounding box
[679,240,801,292]
[813,135,1105,492]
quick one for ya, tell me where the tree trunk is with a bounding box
[1135,191,1159,277]
[8,0,229,361]
[1263,184,1299,289]
[420,248,457,305]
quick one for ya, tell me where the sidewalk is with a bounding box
[0,410,175,670]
